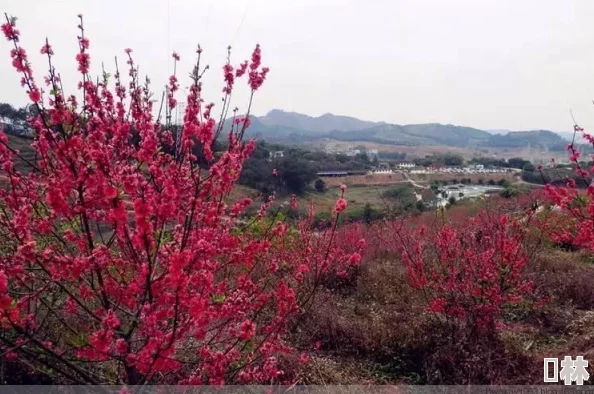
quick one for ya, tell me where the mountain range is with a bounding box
[240,109,570,151]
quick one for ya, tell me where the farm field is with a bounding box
[322,171,520,188]
[310,139,571,162]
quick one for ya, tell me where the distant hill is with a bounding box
[241,117,319,143]
[245,109,567,150]
[326,123,491,147]
[487,130,567,150]
[555,131,591,145]
[490,128,582,144]
[258,109,382,134]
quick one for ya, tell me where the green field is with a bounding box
[303,184,400,213]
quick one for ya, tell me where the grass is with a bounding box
[409,172,519,184]
[231,181,406,219]
[304,184,397,213]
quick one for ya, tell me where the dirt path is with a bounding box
[515,178,546,188]
[403,172,428,189]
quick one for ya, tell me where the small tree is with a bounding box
[314,178,326,193]
[523,163,536,172]
[0,15,365,384]
[415,200,426,212]
[544,124,594,251]
[363,203,374,224]
[508,157,528,169]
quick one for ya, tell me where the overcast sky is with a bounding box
[2,0,594,132]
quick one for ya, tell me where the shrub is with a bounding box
[523,163,536,172]
[415,200,426,213]
[500,184,530,199]
[384,212,536,334]
[314,178,326,192]
[544,125,594,251]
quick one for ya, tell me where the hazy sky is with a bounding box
[2,0,594,132]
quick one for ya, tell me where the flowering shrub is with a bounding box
[542,125,594,251]
[379,210,536,333]
[0,15,364,384]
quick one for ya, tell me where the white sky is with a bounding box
[2,0,594,132]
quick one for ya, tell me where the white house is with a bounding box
[396,162,415,169]
[269,151,284,159]
[368,169,393,175]
[345,149,361,157]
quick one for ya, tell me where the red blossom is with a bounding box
[236,61,248,77]
[348,252,361,266]
[1,22,19,41]
[28,88,41,103]
[334,197,347,213]
[239,320,256,341]
[250,44,261,70]
[76,52,90,73]
[0,271,8,294]
[40,43,53,55]
[299,352,310,364]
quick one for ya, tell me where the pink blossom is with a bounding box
[76,52,90,73]
[348,252,361,265]
[1,22,19,41]
[239,320,256,341]
[28,89,41,103]
[334,198,347,213]
[40,43,53,55]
